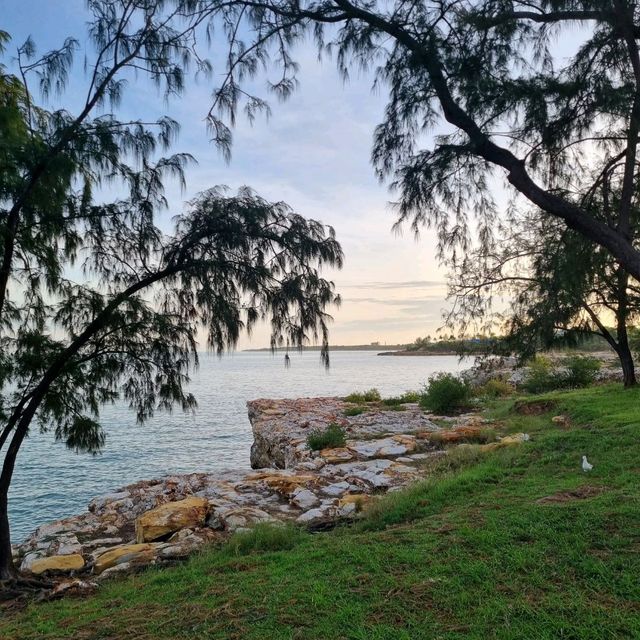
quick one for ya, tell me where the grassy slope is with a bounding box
[2,385,639,639]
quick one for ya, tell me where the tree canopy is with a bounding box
[0,1,342,585]
[195,0,640,278]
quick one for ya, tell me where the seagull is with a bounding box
[582,456,593,472]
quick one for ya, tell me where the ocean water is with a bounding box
[8,350,470,542]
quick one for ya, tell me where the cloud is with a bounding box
[341,280,446,289]
[343,296,445,306]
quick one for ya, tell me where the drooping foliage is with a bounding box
[446,208,639,384]
[0,1,342,583]
[194,0,640,278]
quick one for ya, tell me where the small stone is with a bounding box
[319,447,354,464]
[291,488,320,510]
[321,481,350,497]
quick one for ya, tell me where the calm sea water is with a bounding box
[9,351,470,542]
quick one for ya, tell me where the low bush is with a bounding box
[523,354,601,393]
[563,355,601,388]
[382,390,421,406]
[475,378,514,398]
[522,356,556,393]
[343,406,365,417]
[399,390,421,403]
[306,423,347,450]
[344,388,381,403]
[419,373,472,414]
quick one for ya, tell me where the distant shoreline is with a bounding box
[242,344,408,352]
[378,350,458,356]
[242,346,461,356]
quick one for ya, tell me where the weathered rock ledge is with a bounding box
[11,397,518,595]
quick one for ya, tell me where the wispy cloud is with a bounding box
[341,280,446,290]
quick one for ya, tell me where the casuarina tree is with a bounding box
[446,210,639,386]
[0,1,342,590]
[192,1,640,278]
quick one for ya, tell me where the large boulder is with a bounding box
[94,543,159,574]
[30,554,85,575]
[135,497,210,543]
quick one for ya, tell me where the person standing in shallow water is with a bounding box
[285,354,290,368]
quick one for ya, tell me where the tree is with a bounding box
[194,0,640,280]
[447,210,639,386]
[0,3,342,587]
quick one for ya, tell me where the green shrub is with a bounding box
[382,390,421,406]
[227,523,305,555]
[419,373,472,414]
[522,356,556,393]
[523,354,601,393]
[400,390,421,403]
[344,388,381,403]
[306,423,347,450]
[344,406,366,417]
[563,355,600,388]
[475,378,514,398]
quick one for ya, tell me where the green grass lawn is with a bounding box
[2,385,639,639]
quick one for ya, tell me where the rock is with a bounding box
[94,543,159,574]
[291,488,319,510]
[49,579,98,598]
[135,496,209,543]
[480,433,530,451]
[14,395,508,587]
[88,491,130,513]
[296,506,335,524]
[223,507,275,531]
[321,481,351,497]
[338,493,371,509]
[248,472,317,496]
[30,554,85,575]
[551,415,568,425]
[424,425,484,443]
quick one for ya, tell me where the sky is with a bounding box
[3,1,456,348]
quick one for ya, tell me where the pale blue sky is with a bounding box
[2,1,472,347]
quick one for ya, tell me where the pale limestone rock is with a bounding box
[291,488,319,510]
[321,481,350,497]
[88,491,130,513]
[218,506,275,531]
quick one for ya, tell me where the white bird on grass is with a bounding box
[582,455,593,472]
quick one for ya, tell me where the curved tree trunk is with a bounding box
[616,270,637,387]
[0,490,15,581]
[616,335,637,387]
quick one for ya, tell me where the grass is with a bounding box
[344,406,366,417]
[306,423,347,450]
[2,384,640,639]
[344,388,381,403]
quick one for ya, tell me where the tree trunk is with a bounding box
[615,270,637,388]
[617,339,637,387]
[0,490,15,581]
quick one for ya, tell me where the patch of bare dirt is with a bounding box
[513,399,557,415]
[536,485,606,504]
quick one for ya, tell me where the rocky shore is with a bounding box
[11,396,526,597]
